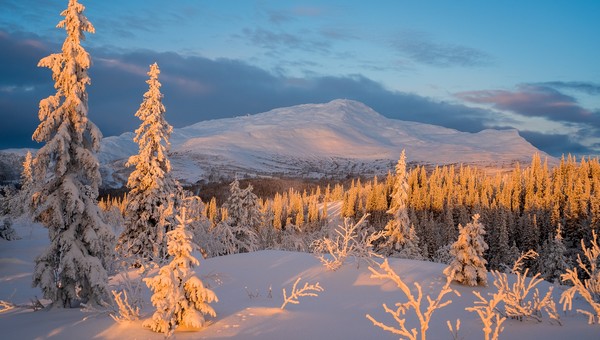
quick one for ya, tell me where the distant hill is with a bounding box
[2,99,548,187]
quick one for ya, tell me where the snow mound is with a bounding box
[0,220,596,339]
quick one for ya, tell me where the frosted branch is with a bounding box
[280,277,324,310]
[366,259,458,340]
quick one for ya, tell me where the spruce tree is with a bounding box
[222,179,260,253]
[31,0,115,307]
[118,63,181,264]
[538,224,568,283]
[379,150,417,257]
[144,207,218,336]
[444,214,489,286]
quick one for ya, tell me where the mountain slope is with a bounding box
[98,99,545,186]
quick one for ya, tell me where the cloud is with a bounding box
[267,6,327,24]
[239,27,331,54]
[2,30,595,157]
[456,84,600,128]
[518,130,596,157]
[536,81,600,96]
[392,31,492,67]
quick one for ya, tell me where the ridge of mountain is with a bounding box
[1,99,548,187]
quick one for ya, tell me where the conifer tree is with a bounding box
[538,224,568,283]
[118,63,181,264]
[144,208,218,336]
[444,214,489,286]
[378,150,416,257]
[222,179,260,253]
[30,0,115,307]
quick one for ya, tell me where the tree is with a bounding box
[444,214,489,286]
[538,224,568,283]
[118,62,181,264]
[144,208,218,336]
[30,0,115,307]
[222,179,260,253]
[378,150,417,257]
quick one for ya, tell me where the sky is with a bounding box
[0,0,599,157]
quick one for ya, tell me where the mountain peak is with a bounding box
[95,99,547,186]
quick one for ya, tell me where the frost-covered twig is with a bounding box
[280,277,324,310]
[560,231,600,324]
[466,291,506,340]
[0,300,14,313]
[491,250,558,323]
[110,290,140,322]
[311,214,381,271]
[366,259,459,340]
[446,319,461,340]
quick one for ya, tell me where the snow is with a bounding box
[96,99,548,186]
[1,220,598,339]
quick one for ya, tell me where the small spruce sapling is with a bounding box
[144,208,218,336]
[444,214,488,286]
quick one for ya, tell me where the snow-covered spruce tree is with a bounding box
[538,224,568,283]
[30,0,115,307]
[118,62,181,264]
[444,214,489,286]
[222,179,260,253]
[378,150,420,258]
[144,207,218,336]
[8,151,34,217]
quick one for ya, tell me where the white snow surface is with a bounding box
[98,99,546,186]
[1,218,597,339]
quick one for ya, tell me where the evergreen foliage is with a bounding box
[144,207,218,336]
[30,0,115,308]
[444,214,488,286]
[118,62,181,264]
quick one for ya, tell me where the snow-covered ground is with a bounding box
[1,219,597,339]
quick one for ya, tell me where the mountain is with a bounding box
[97,99,545,186]
[1,99,546,187]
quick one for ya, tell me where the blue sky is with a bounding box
[1,0,599,156]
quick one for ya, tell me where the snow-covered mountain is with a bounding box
[1,99,546,187]
[97,99,545,187]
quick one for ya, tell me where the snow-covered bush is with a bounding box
[466,291,506,340]
[0,218,19,241]
[444,214,488,286]
[144,208,218,336]
[366,259,459,340]
[311,213,381,271]
[433,243,453,265]
[492,250,560,324]
[109,258,153,323]
[560,230,600,324]
[279,223,308,252]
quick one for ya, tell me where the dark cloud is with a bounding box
[392,31,492,67]
[456,84,600,129]
[536,81,600,96]
[518,130,596,157]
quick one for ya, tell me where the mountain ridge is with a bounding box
[2,99,549,187]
